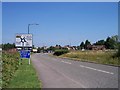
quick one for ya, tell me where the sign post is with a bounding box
[15,34,32,65]
[29,58,30,65]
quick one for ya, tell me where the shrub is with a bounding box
[2,52,20,88]
[113,44,120,58]
[53,49,69,56]
[116,44,120,57]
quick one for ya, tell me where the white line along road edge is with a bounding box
[80,65,114,75]
[61,61,72,64]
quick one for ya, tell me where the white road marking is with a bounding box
[61,61,72,64]
[80,65,114,75]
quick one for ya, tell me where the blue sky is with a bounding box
[2,2,118,47]
[2,0,120,2]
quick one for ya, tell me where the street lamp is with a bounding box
[28,23,39,34]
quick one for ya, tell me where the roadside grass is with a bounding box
[7,59,41,88]
[60,50,119,66]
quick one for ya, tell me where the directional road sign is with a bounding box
[15,34,32,47]
[20,50,30,58]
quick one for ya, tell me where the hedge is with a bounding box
[53,49,69,56]
[2,52,20,88]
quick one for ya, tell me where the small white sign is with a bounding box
[15,34,32,47]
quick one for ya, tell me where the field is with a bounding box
[60,50,119,66]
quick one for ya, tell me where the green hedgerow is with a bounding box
[53,49,69,56]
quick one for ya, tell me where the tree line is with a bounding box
[1,43,15,50]
[1,35,120,57]
[78,35,119,50]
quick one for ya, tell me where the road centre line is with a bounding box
[61,61,72,64]
[80,65,114,75]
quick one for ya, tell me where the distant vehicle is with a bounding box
[17,48,22,51]
[32,49,37,53]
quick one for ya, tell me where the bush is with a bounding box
[116,44,120,57]
[2,52,20,88]
[113,44,120,58]
[53,49,69,56]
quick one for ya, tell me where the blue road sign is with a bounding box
[20,50,30,58]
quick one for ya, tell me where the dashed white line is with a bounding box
[61,61,72,64]
[80,65,114,75]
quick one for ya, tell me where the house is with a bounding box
[7,48,17,53]
[55,45,62,49]
[87,45,105,50]
[43,46,48,50]
[64,45,77,51]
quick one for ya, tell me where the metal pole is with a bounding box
[22,42,24,50]
[28,24,29,34]
[28,24,30,64]
[29,58,30,65]
[21,42,24,65]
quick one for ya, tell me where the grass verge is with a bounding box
[7,59,41,88]
[60,50,119,66]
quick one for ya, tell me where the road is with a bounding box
[31,53,118,88]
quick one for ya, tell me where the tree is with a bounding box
[0,44,2,48]
[116,43,120,57]
[80,42,84,49]
[2,43,15,50]
[58,45,62,49]
[114,42,120,58]
[94,40,105,45]
[105,37,111,49]
[84,40,91,49]
[105,36,118,49]
[48,46,56,51]
[111,35,119,42]
[37,47,41,53]
[32,45,35,49]
[111,35,119,49]
[77,46,80,50]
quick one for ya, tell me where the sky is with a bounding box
[2,2,118,47]
[2,0,120,2]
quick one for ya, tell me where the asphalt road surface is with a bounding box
[31,53,118,88]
